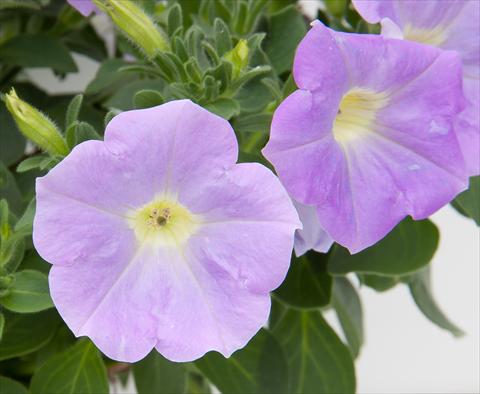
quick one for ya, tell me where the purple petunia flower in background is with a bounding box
[33,100,300,363]
[353,0,480,175]
[67,0,97,16]
[263,21,468,253]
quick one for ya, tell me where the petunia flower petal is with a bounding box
[154,245,271,362]
[263,22,468,252]
[353,0,480,174]
[104,100,238,198]
[34,100,298,362]
[67,0,98,16]
[183,163,301,294]
[292,200,333,257]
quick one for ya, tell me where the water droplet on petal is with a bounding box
[429,120,448,135]
[408,164,421,171]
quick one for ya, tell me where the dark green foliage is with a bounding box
[273,309,356,394]
[196,329,289,394]
[134,351,188,394]
[453,176,480,225]
[328,218,439,276]
[275,251,333,308]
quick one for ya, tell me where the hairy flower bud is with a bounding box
[4,89,69,156]
[224,39,249,78]
[93,0,169,57]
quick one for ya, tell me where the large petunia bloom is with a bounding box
[263,21,468,253]
[353,0,480,175]
[33,100,300,363]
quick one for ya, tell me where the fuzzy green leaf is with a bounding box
[273,309,356,394]
[0,376,27,394]
[275,251,332,309]
[0,270,53,313]
[328,218,439,276]
[264,6,307,75]
[332,277,364,358]
[133,351,187,394]
[408,267,464,337]
[0,34,77,72]
[0,310,59,361]
[30,340,109,394]
[196,329,288,394]
[454,176,479,225]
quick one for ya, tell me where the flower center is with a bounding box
[129,198,200,247]
[332,88,389,146]
[403,24,447,47]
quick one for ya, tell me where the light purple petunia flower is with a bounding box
[263,21,468,253]
[292,199,333,257]
[353,0,480,175]
[67,0,97,16]
[33,100,300,363]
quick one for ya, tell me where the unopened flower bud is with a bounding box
[224,39,249,78]
[93,0,169,57]
[4,89,69,156]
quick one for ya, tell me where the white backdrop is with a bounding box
[23,22,479,393]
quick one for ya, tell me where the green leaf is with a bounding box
[104,109,121,127]
[256,329,289,394]
[0,0,41,10]
[30,340,109,394]
[65,94,83,128]
[328,218,439,276]
[85,59,134,96]
[273,309,356,394]
[264,5,307,75]
[0,310,59,361]
[358,273,400,292]
[0,162,23,215]
[236,76,275,113]
[453,176,479,225]
[185,373,212,394]
[104,80,165,110]
[167,3,183,36]
[0,104,26,167]
[133,351,187,394]
[133,89,165,109]
[74,122,101,145]
[204,97,240,119]
[282,73,297,98]
[332,277,363,358]
[0,376,27,394]
[407,267,464,337]
[0,270,53,313]
[16,156,47,173]
[213,18,232,56]
[275,251,332,309]
[0,313,4,341]
[0,236,25,274]
[14,198,35,236]
[196,329,288,394]
[324,0,347,17]
[19,249,50,274]
[232,113,272,134]
[0,34,77,72]
[66,122,101,149]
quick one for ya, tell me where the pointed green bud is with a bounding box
[93,0,169,57]
[224,39,249,78]
[0,199,10,241]
[4,89,69,156]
